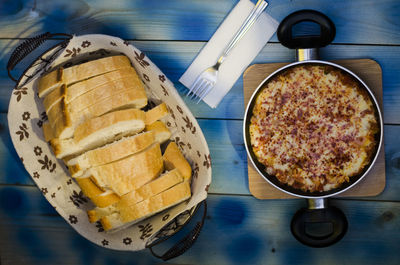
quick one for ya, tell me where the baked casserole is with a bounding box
[249,64,379,192]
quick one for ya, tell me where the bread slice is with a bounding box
[145,121,171,144]
[75,177,120,208]
[45,76,138,119]
[100,180,191,231]
[43,84,66,114]
[86,142,164,196]
[46,75,145,125]
[67,131,155,177]
[163,142,192,181]
[38,55,132,98]
[50,108,145,158]
[75,176,105,198]
[87,168,183,223]
[91,190,121,208]
[145,103,169,125]
[49,87,148,139]
[43,67,138,112]
[43,122,54,142]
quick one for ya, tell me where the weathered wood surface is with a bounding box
[2,41,400,123]
[0,0,399,45]
[0,187,399,265]
[1,0,400,264]
[1,114,400,201]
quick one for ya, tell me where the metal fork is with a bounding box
[187,0,269,103]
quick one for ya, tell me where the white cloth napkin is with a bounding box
[179,0,278,108]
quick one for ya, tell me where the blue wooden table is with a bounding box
[1,0,400,264]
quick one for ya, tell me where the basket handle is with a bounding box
[147,200,207,261]
[7,32,72,82]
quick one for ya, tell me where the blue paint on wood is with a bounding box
[0,187,27,214]
[213,198,248,226]
[176,11,213,42]
[1,0,399,45]
[225,233,264,265]
[16,227,54,261]
[0,190,399,264]
[38,194,58,216]
[34,0,133,39]
[67,230,100,264]
[0,0,23,16]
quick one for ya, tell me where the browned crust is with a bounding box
[250,64,379,193]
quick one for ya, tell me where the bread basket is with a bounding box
[7,33,211,260]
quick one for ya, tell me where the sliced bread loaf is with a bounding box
[87,142,164,196]
[100,180,191,231]
[48,85,147,139]
[67,131,155,177]
[38,55,131,97]
[87,168,183,223]
[49,108,146,158]
[43,67,138,112]
[46,76,145,126]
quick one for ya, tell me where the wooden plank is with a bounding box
[0,0,399,45]
[1,40,400,123]
[134,42,400,123]
[1,114,400,201]
[1,187,400,265]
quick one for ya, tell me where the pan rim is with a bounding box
[243,60,384,199]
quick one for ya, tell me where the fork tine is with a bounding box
[190,80,208,100]
[189,79,206,99]
[187,76,204,97]
[194,81,210,100]
[197,82,213,103]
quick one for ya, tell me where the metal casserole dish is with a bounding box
[243,10,383,247]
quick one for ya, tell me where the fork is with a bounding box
[187,0,269,103]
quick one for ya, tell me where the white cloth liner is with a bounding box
[7,34,211,251]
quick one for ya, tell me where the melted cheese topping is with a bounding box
[250,65,378,193]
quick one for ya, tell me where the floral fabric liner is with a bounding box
[7,34,212,251]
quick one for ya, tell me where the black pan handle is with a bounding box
[147,200,207,261]
[277,10,336,49]
[7,32,72,82]
[291,206,348,247]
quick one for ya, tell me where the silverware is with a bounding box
[187,0,269,103]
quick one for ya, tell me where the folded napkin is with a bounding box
[179,0,278,108]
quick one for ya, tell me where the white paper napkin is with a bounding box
[179,0,278,108]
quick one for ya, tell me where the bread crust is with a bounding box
[145,103,169,125]
[86,168,183,223]
[48,86,147,139]
[50,109,146,158]
[89,142,164,196]
[100,180,191,231]
[68,131,155,177]
[38,55,193,230]
[163,142,192,181]
[145,121,171,144]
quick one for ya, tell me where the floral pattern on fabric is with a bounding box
[7,34,211,252]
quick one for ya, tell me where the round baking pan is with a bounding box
[243,10,383,247]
